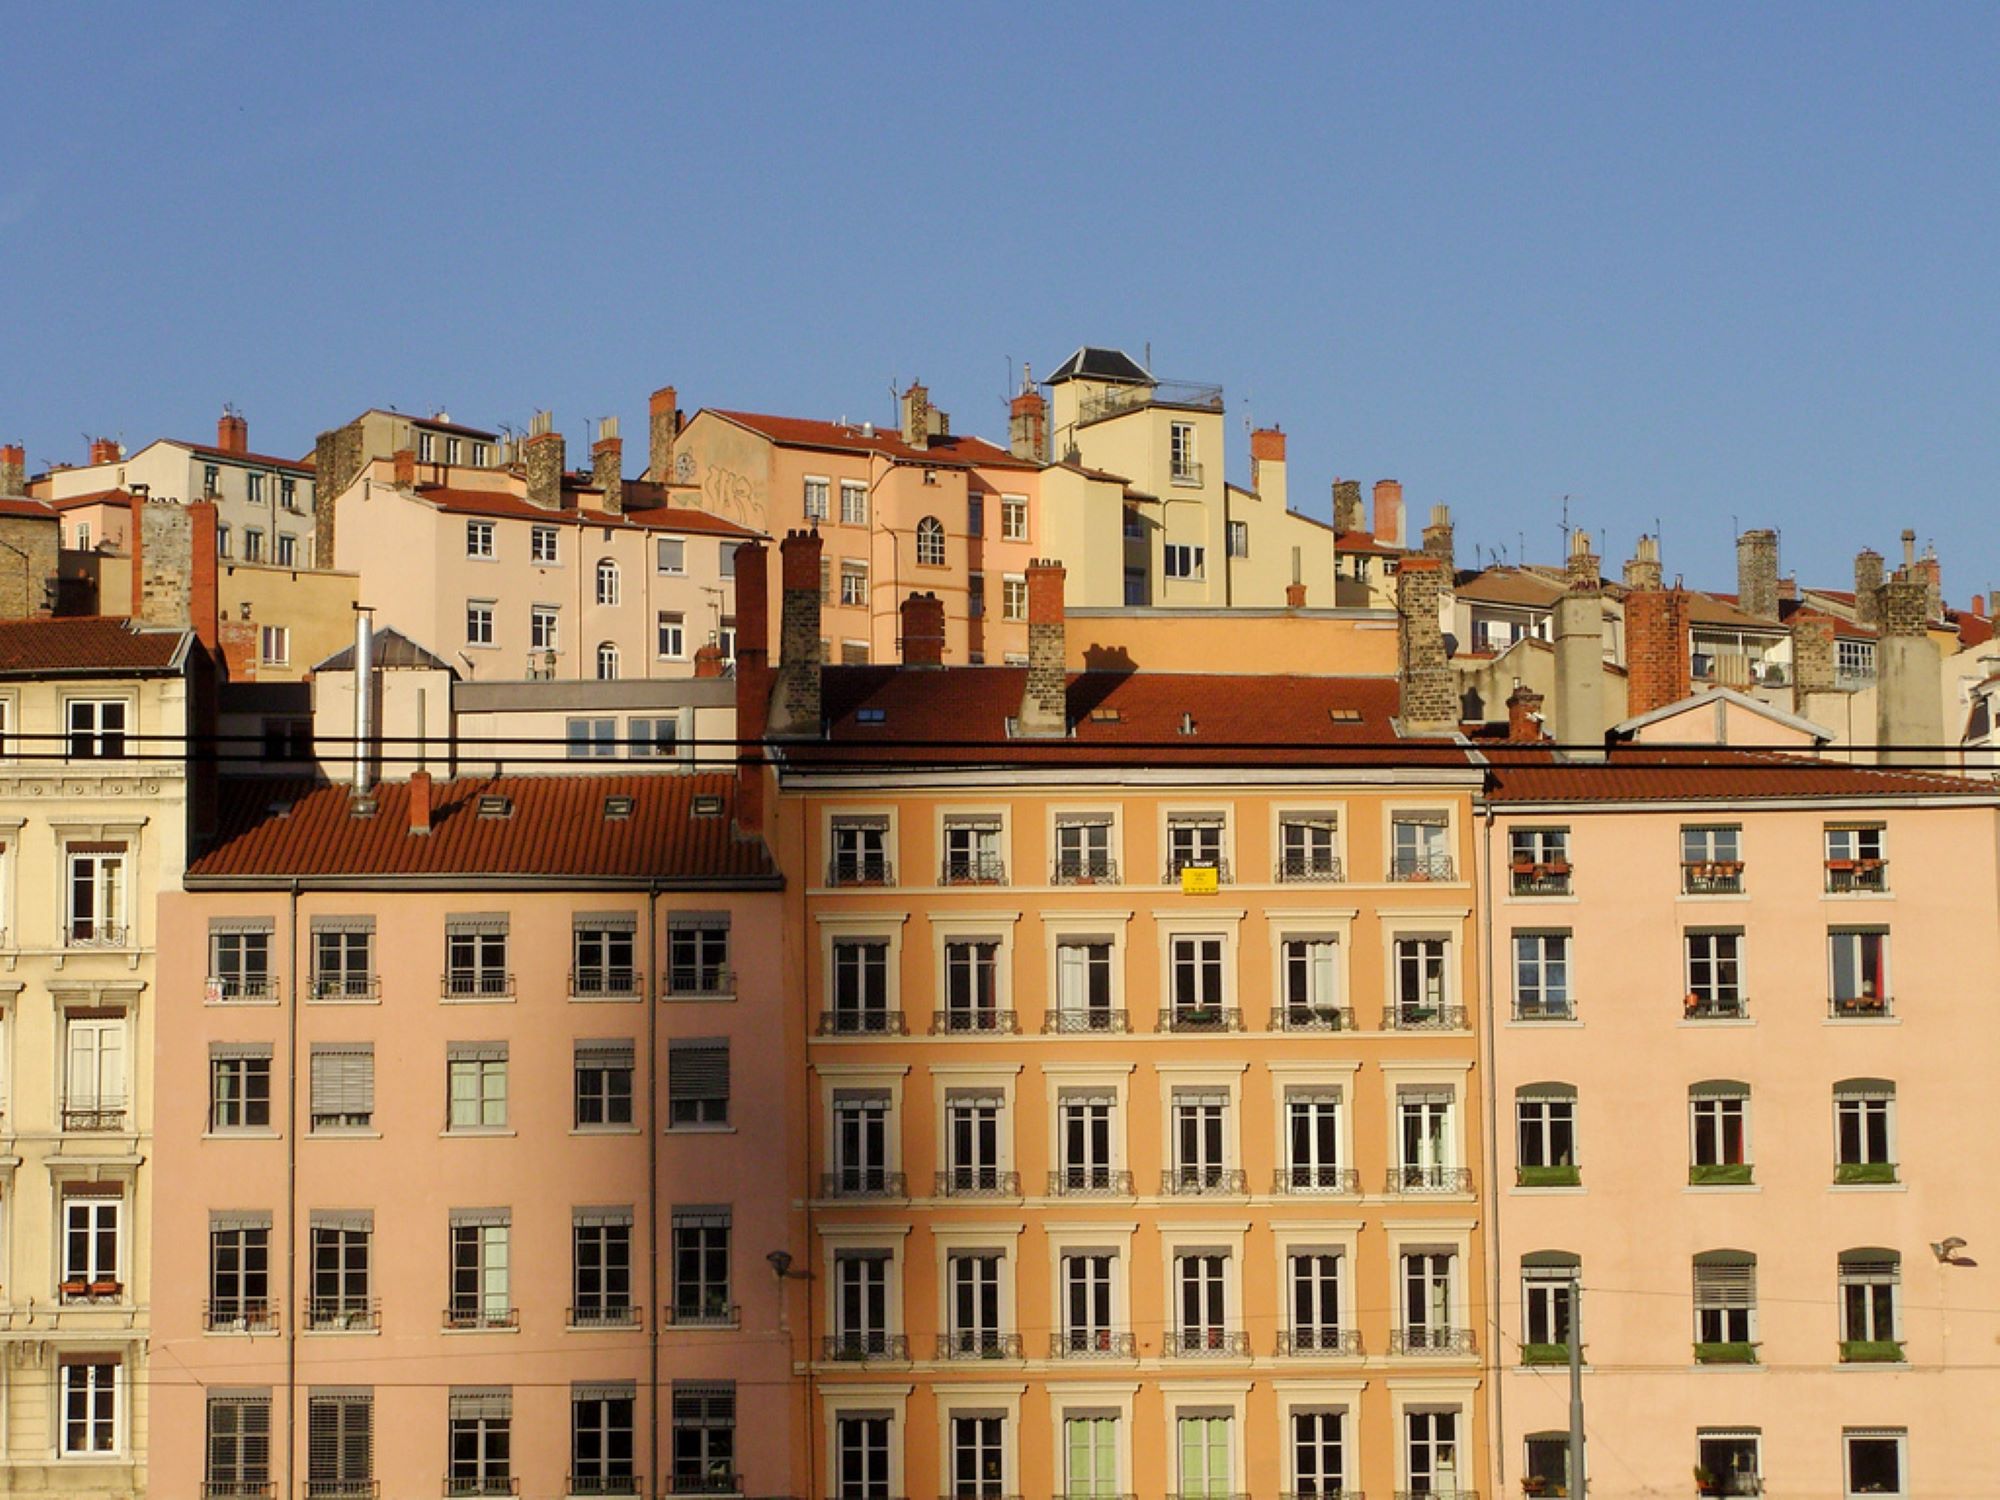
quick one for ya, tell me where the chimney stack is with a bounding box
[769,530,824,736]
[408,769,433,835]
[1552,572,1606,759]
[1421,503,1455,574]
[1876,568,1943,760]
[1790,611,1836,708]
[692,642,726,678]
[392,448,416,489]
[1506,681,1544,741]
[89,437,120,466]
[1919,544,1942,622]
[1394,555,1455,735]
[188,501,219,653]
[900,591,945,666]
[1624,587,1692,717]
[1332,480,1364,535]
[1736,529,1780,620]
[1017,559,1068,737]
[523,411,564,510]
[1373,480,1405,549]
[1565,528,1601,592]
[901,381,932,450]
[732,539,771,832]
[1250,427,1288,510]
[0,443,23,497]
[216,409,249,456]
[1285,581,1307,609]
[1854,549,1884,626]
[1623,534,1663,591]
[1007,366,1047,464]
[592,418,624,516]
[648,386,681,481]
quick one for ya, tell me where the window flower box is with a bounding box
[1693,1340,1759,1364]
[1688,1162,1753,1186]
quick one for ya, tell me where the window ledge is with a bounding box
[439,1128,518,1139]
[1503,894,1580,905]
[202,1130,282,1141]
[1684,1183,1761,1194]
[569,993,643,1005]
[1506,1019,1584,1029]
[661,992,738,1004]
[666,1124,737,1136]
[305,996,382,1006]
[308,1129,382,1141]
[300,1327,381,1337]
[203,997,280,1008]
[1509,1185,1588,1195]
[1824,1016,1901,1027]
[1677,1018,1756,1029]
[570,1126,642,1137]
[440,1325,521,1336]
[1828,1182,1908,1194]
[440,995,517,1005]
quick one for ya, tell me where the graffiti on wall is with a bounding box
[700,464,764,530]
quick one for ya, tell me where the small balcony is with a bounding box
[1829,993,1892,1020]
[570,1301,642,1329]
[1274,1166,1361,1195]
[1279,1003,1354,1033]
[442,1479,517,1498]
[1275,1326,1362,1356]
[1389,854,1455,883]
[58,1278,124,1305]
[442,1304,518,1331]
[65,921,129,948]
[1839,1338,1905,1363]
[570,966,640,999]
[310,973,380,1001]
[1694,1476,1762,1498]
[1684,993,1748,1021]
[1052,854,1119,885]
[1164,856,1230,885]
[204,1298,278,1332]
[816,1009,907,1037]
[1835,1159,1899,1185]
[662,1473,737,1497]
[61,1099,127,1132]
[1159,1005,1243,1034]
[1382,1003,1468,1031]
[568,1476,642,1497]
[1048,1167,1134,1197]
[1825,859,1889,894]
[1050,1329,1137,1359]
[1168,1326,1252,1357]
[441,970,513,1000]
[207,973,275,1001]
[1387,1165,1473,1195]
[303,1296,381,1331]
[940,855,1007,886]
[821,1331,908,1362]
[661,1301,737,1328]
[1512,996,1575,1022]
[826,856,894,887]
[1389,1326,1478,1355]
[1510,861,1572,897]
[1161,1167,1248,1196]
[1516,1163,1581,1188]
[665,966,734,1000]
[1169,460,1206,487]
[935,1168,1021,1198]
[935,1330,1023,1360]
[304,1484,379,1500]
[930,1008,1018,1036]
[1694,1340,1760,1364]
[1042,1007,1129,1035]
[1076,378,1224,427]
[1688,1162,1753,1186]
[820,1170,906,1200]
[1682,861,1745,895]
[202,1484,276,1500]
[1395,1492,1478,1500]
[1277,854,1345,884]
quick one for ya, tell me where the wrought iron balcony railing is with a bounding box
[1168,1326,1252,1357]
[204,1298,278,1332]
[1053,854,1119,885]
[816,1009,907,1036]
[1276,1326,1363,1356]
[1162,1167,1248,1196]
[1387,1165,1473,1194]
[1279,1004,1353,1033]
[1684,993,1748,1020]
[1043,1007,1128,1034]
[442,1304,518,1331]
[666,966,734,998]
[570,967,640,998]
[1048,1167,1134,1197]
[821,1331,908,1362]
[441,971,513,999]
[1160,1005,1243,1033]
[1825,859,1888,894]
[1273,1166,1361,1195]
[208,974,275,1000]
[1277,854,1345,883]
[1388,854,1455,882]
[1829,993,1892,1019]
[1389,1326,1478,1355]
[569,1302,642,1328]
[820,1170,906,1199]
[935,1331,1023,1360]
[827,856,894,887]
[1382,1004,1468,1031]
[303,1296,380,1331]
[1509,863,1572,896]
[1050,1329,1137,1359]
[935,1169,1021,1198]
[940,855,1007,886]
[1682,861,1745,895]
[310,972,380,1000]
[930,1008,1018,1035]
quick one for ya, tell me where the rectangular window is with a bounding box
[803,477,830,522]
[941,942,1003,1033]
[209,926,273,999]
[1278,814,1340,881]
[573,1040,635,1129]
[447,1212,513,1328]
[1053,940,1115,1032]
[60,1193,122,1295]
[1166,814,1225,878]
[1000,494,1028,541]
[446,1044,509,1130]
[1509,827,1571,895]
[941,818,1004,885]
[1830,929,1889,1015]
[531,526,559,564]
[968,572,985,618]
[1176,1413,1232,1493]
[257,624,289,665]
[1513,932,1573,1020]
[1825,823,1887,892]
[466,600,494,646]
[418,431,437,461]
[1693,1261,1758,1350]
[281,477,299,509]
[309,1046,374,1131]
[656,611,686,658]
[66,700,127,760]
[1838,638,1877,681]
[719,543,739,579]
[572,1209,634,1324]
[209,1214,274,1329]
[573,1385,637,1493]
[215,523,230,558]
[966,495,984,536]
[1836,1083,1896,1180]
[445,918,510,997]
[531,606,559,652]
[447,1387,511,1492]
[840,561,869,607]
[832,1252,891,1348]
[1170,423,1198,482]
[1124,566,1147,606]
[471,442,489,466]
[1001,575,1027,620]
[247,472,265,503]
[672,1383,737,1493]
[1289,1253,1345,1351]
[202,463,220,495]
[1390,811,1452,880]
[840,480,869,526]
[307,1390,372,1491]
[1517,1090,1578,1183]
[830,1094,891,1195]
[828,939,891,1033]
[943,1090,1004,1193]
[1283,1087,1345,1191]
[59,1360,119,1456]
[1397,1088,1457,1189]
[311,921,375,1000]
[573,920,637,997]
[671,1207,733,1324]
[1400,1252,1460,1349]
[445,437,462,465]
[1391,936,1451,1026]
[1167,935,1226,1028]
[1406,1409,1462,1494]
[1697,1431,1762,1494]
[1682,824,1744,893]
[952,1412,1006,1496]
[1685,931,1745,1018]
[63,1015,127,1130]
[668,1038,730,1127]
[209,1046,272,1131]
[243,528,264,562]
[628,715,681,759]
[1060,1252,1115,1352]
[668,913,731,995]
[1845,1428,1904,1497]
[566,717,616,759]
[1226,519,1248,558]
[1293,1409,1346,1496]
[945,1251,1004,1354]
[205,1391,272,1491]
[1523,1263,1576,1354]
[466,520,495,558]
[1170,1090,1229,1192]
[1066,1415,1118,1496]
[1163,543,1204,580]
[1690,1087,1750,1181]
[308,1217,373,1328]
[67,844,127,945]
[1839,1257,1900,1355]
[1053,817,1114,883]
[835,1413,891,1498]
[656,537,686,574]
[1280,937,1342,1029]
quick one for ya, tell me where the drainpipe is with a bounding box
[1478,802,1506,1497]
[796,788,816,1500]
[647,881,661,1494]
[284,878,301,1499]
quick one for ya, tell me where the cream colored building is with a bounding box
[0,616,197,1497]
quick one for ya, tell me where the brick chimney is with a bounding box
[692,642,726,678]
[1250,427,1287,510]
[1552,574,1606,759]
[1286,581,1307,608]
[408,769,433,835]
[1790,611,1836,707]
[648,387,681,481]
[1373,480,1404,549]
[1017,559,1068,737]
[392,448,416,489]
[1736,529,1780,619]
[523,411,564,510]
[1332,480,1364,534]
[89,437,120,466]
[1623,535,1663,591]
[1853,548,1884,626]
[216,409,249,456]
[1919,544,1942,622]
[900,591,945,666]
[1395,555,1455,735]
[128,495,196,628]
[1421,503,1455,574]
[1506,681,1545,741]
[1008,366,1047,464]
[0,443,23,497]
[769,530,824,736]
[732,539,771,832]
[1876,569,1943,757]
[901,381,932,450]
[1624,587,1692,717]
[1565,528,1601,591]
[188,501,219,653]
[592,418,624,516]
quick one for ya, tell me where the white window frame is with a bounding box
[57,1359,121,1457]
[656,612,686,660]
[999,494,1028,542]
[466,519,496,560]
[531,526,559,565]
[595,559,620,607]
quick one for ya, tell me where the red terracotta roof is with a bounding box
[188,773,780,884]
[0,617,189,675]
[415,486,759,536]
[790,667,1471,771]
[45,488,133,512]
[1334,530,1405,558]
[0,497,58,521]
[708,410,1038,471]
[179,442,315,472]
[1483,745,1994,804]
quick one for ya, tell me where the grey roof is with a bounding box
[1046,347,1153,385]
[312,626,455,674]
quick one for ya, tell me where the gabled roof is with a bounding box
[413,485,759,536]
[704,411,1036,472]
[1045,347,1152,385]
[187,773,781,886]
[1333,530,1404,558]
[0,497,58,521]
[355,409,498,440]
[1483,744,1993,805]
[1453,567,1566,607]
[312,627,453,675]
[1612,685,1831,744]
[174,440,314,472]
[0,617,189,676]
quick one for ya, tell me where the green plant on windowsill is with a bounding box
[1694,1340,1759,1364]
[1840,1338,1905,1363]
[1518,1163,1581,1188]
[1519,1341,1572,1366]
[1689,1161,1754,1186]
[1835,1160,1898,1185]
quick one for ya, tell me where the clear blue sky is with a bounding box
[4,3,1996,597]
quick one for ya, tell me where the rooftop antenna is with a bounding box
[1559,494,1572,557]
[1144,340,1152,374]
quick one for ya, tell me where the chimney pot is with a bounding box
[1854,549,1885,626]
[592,419,624,516]
[1008,367,1047,464]
[1285,581,1308,609]
[524,423,565,509]
[88,438,120,466]
[692,642,726,678]
[1372,480,1405,549]
[1736,528,1780,619]
[770,530,825,736]
[216,410,249,456]
[0,443,23,498]
[1623,534,1663,592]
[1506,681,1545,741]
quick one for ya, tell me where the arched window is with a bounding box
[596,559,619,606]
[1515,1083,1577,1185]
[595,642,619,681]
[1833,1079,1896,1183]
[1837,1248,1901,1359]
[1692,1249,1757,1357]
[915,516,945,567]
[1688,1081,1750,1184]
[1521,1251,1580,1363]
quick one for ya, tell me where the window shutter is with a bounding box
[311,1047,373,1115]
[448,1207,509,1229]
[446,913,508,936]
[210,1042,272,1061]
[672,1381,736,1424]
[575,1038,636,1066]
[669,910,731,931]
[1695,1261,1757,1308]
[210,1210,273,1232]
[573,1380,637,1405]
[669,1039,729,1103]
[448,1388,511,1421]
[446,1042,508,1063]
[572,1206,635,1229]
[308,1210,373,1233]
[1172,1089,1229,1109]
[671,1205,731,1230]
[312,916,375,935]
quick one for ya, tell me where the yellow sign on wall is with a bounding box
[1179,864,1220,895]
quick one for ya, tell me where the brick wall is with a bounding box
[1854,550,1884,626]
[1624,589,1692,716]
[1790,612,1836,699]
[0,514,56,618]
[1737,529,1780,619]
[1019,560,1067,736]
[1396,556,1455,732]
[312,421,367,567]
[1332,480,1364,534]
[524,431,565,510]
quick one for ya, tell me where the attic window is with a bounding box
[603,796,635,821]
[478,795,513,819]
[856,708,887,724]
[1327,708,1363,723]
[1090,708,1121,723]
[691,794,725,817]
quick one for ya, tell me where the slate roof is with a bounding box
[312,627,453,674]
[1045,347,1153,384]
